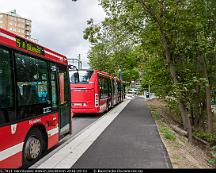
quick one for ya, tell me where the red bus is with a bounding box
[0,28,71,168]
[69,69,124,114]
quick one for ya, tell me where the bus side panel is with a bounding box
[99,97,108,113]
[0,113,59,168]
[113,95,118,106]
[94,75,108,114]
[0,124,27,168]
[0,152,22,168]
[46,112,59,149]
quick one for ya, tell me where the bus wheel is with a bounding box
[23,128,45,168]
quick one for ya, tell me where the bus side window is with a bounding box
[58,65,70,105]
[50,64,58,110]
[15,53,51,119]
[0,48,15,125]
[104,78,109,97]
[99,76,104,99]
[59,73,65,104]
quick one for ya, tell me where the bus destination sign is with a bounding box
[16,37,45,55]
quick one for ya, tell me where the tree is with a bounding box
[84,17,141,83]
[84,0,216,142]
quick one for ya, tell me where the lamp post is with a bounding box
[119,65,122,80]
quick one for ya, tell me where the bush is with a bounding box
[193,131,216,143]
[165,99,182,124]
[209,146,216,166]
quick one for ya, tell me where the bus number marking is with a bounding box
[16,37,45,55]
[43,107,51,114]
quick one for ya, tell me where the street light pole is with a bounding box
[119,65,122,80]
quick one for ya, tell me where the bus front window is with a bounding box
[69,71,79,84]
[69,70,93,84]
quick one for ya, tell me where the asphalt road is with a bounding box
[30,113,99,168]
[72,114,100,137]
[72,97,172,168]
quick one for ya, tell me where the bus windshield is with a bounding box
[69,70,93,84]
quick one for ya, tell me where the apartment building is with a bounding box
[0,9,31,39]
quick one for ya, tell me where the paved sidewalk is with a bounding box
[73,97,172,168]
[35,100,130,168]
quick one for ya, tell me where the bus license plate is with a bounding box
[74,103,82,106]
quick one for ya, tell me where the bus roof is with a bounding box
[69,68,124,82]
[0,28,68,65]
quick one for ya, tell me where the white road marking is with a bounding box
[37,100,130,168]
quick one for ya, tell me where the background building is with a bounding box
[0,9,31,39]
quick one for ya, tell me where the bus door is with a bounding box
[57,66,71,137]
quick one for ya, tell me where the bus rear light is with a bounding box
[95,94,99,107]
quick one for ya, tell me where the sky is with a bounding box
[0,0,106,68]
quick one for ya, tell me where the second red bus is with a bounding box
[69,69,124,114]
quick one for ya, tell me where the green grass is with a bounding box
[148,104,176,141]
[193,131,216,143]
[151,111,160,120]
[160,127,176,141]
[147,104,161,120]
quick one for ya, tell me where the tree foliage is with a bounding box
[83,0,216,142]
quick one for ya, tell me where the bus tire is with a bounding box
[23,128,45,168]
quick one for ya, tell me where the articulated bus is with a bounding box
[0,28,71,168]
[69,69,124,114]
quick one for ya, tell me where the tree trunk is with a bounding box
[205,82,213,132]
[190,102,194,126]
[161,34,193,142]
[138,0,193,142]
[160,33,188,131]
[201,55,213,132]
[178,102,188,129]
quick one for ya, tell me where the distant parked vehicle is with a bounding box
[126,91,135,99]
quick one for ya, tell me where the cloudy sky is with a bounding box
[0,0,106,68]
